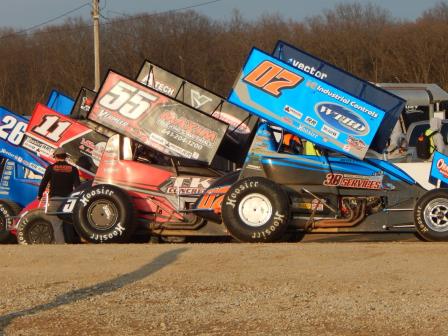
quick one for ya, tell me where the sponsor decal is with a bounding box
[0,147,46,174]
[158,110,218,147]
[323,173,382,190]
[281,116,294,126]
[197,186,230,213]
[80,96,93,113]
[191,90,213,109]
[321,124,339,139]
[284,105,303,120]
[297,199,324,211]
[304,116,317,127]
[436,159,448,178]
[298,125,319,139]
[140,71,176,97]
[165,177,212,195]
[348,136,367,150]
[22,137,54,157]
[211,111,251,134]
[316,103,369,136]
[288,58,328,80]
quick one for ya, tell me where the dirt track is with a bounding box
[1,236,448,335]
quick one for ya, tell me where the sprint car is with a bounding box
[59,43,448,244]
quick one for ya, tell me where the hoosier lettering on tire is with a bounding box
[72,184,136,243]
[221,177,290,242]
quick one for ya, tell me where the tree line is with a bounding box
[0,1,448,115]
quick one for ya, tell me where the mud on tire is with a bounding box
[0,200,22,243]
[17,209,55,245]
[73,184,136,243]
[414,189,448,241]
[221,177,290,242]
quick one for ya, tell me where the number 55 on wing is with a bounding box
[88,71,227,164]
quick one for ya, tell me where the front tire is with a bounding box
[73,184,136,243]
[17,209,55,245]
[221,177,290,242]
[414,189,448,241]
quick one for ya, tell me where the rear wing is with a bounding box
[273,41,406,154]
[22,104,108,177]
[0,107,46,175]
[70,87,96,120]
[88,71,228,165]
[137,61,258,164]
[46,89,75,116]
[229,48,392,159]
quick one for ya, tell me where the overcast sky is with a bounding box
[0,0,444,30]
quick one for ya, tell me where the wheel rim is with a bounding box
[27,221,53,244]
[87,199,119,230]
[238,193,273,227]
[424,198,448,232]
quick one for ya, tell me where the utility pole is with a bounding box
[92,0,100,91]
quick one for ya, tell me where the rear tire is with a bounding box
[414,189,448,241]
[17,209,55,245]
[73,184,136,243]
[0,200,22,243]
[221,177,290,242]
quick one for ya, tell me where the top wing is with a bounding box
[273,41,406,153]
[23,104,108,177]
[229,48,389,159]
[88,71,228,165]
[137,60,258,164]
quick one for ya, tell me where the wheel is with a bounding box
[0,200,22,243]
[17,209,54,245]
[72,184,137,243]
[414,189,448,241]
[221,177,290,242]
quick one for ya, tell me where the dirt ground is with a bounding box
[1,234,448,335]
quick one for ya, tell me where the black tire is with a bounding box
[414,232,428,242]
[73,184,136,243]
[414,189,448,241]
[17,209,54,245]
[284,230,306,243]
[221,177,290,242]
[0,200,22,244]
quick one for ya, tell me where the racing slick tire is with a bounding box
[221,177,290,242]
[284,230,306,243]
[17,209,55,245]
[73,184,136,243]
[414,189,448,241]
[0,200,22,243]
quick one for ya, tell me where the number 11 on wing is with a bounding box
[33,115,71,142]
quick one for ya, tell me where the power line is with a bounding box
[0,0,227,41]
[107,0,225,19]
[11,2,90,36]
